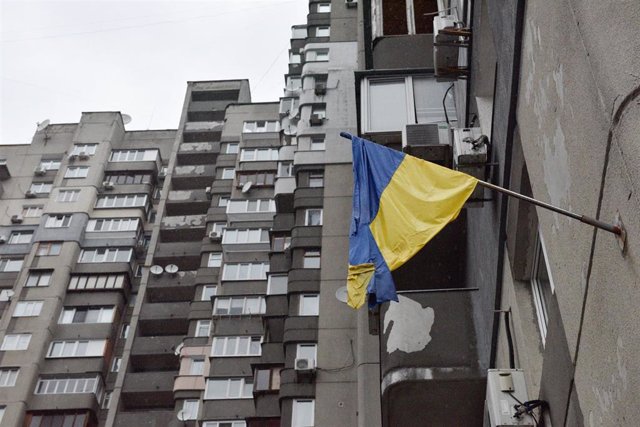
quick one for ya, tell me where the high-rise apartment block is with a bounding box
[2,0,639,426]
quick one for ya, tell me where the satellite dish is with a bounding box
[150,265,164,276]
[121,114,132,125]
[176,410,187,422]
[173,342,184,356]
[335,286,348,303]
[241,181,253,193]
[165,264,179,274]
[36,119,50,132]
[0,289,15,302]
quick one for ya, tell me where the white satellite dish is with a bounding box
[121,114,132,125]
[36,119,50,132]
[173,342,184,356]
[0,289,15,302]
[176,410,187,421]
[165,264,179,274]
[335,286,348,303]
[150,265,164,276]
[241,181,253,193]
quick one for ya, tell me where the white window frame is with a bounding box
[221,263,270,281]
[203,422,246,427]
[22,206,43,217]
[211,336,262,357]
[277,161,293,177]
[57,189,80,203]
[68,274,126,290]
[242,120,280,133]
[189,357,205,375]
[109,149,159,162]
[34,375,102,398]
[13,301,44,317]
[309,172,324,187]
[207,252,222,268]
[0,368,19,387]
[292,399,316,427]
[240,148,279,162]
[226,143,239,154]
[286,76,302,91]
[96,194,148,209]
[86,218,140,232]
[204,378,253,400]
[25,270,52,287]
[267,275,288,295]
[64,166,89,178]
[0,258,23,272]
[47,339,106,358]
[317,2,331,13]
[182,399,199,420]
[1,334,31,351]
[221,168,235,180]
[531,232,555,346]
[8,231,33,244]
[111,357,122,372]
[70,144,97,156]
[39,160,61,171]
[226,199,276,214]
[213,296,266,315]
[29,182,52,194]
[59,306,115,324]
[310,137,326,151]
[196,320,211,337]
[314,26,330,37]
[78,247,133,263]
[299,294,320,316]
[45,215,72,228]
[306,49,329,62]
[303,251,321,269]
[218,196,230,207]
[305,209,323,226]
[222,228,269,245]
[201,285,218,301]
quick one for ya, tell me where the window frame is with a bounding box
[221,168,236,180]
[304,209,323,226]
[71,144,97,156]
[13,301,44,317]
[221,262,270,281]
[64,166,89,179]
[0,368,19,387]
[299,294,320,316]
[1,334,31,351]
[292,399,316,427]
[201,285,218,301]
[267,275,288,295]
[0,258,23,272]
[22,205,43,217]
[531,232,555,346]
[211,336,262,357]
[45,215,72,228]
[36,241,62,256]
[204,377,253,400]
[213,296,266,316]
[25,270,52,287]
[207,252,222,268]
[195,320,211,337]
[8,231,33,244]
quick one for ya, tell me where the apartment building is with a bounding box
[2,0,640,426]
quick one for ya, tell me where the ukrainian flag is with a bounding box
[346,134,478,309]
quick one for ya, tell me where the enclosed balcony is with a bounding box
[177,141,219,165]
[153,241,201,270]
[226,199,276,222]
[160,214,207,241]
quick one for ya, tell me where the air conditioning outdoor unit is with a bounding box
[78,152,89,160]
[314,82,327,96]
[11,215,24,224]
[486,369,535,426]
[0,235,7,244]
[295,358,316,372]
[158,170,167,179]
[345,0,357,7]
[68,154,77,162]
[309,114,324,126]
[208,231,222,241]
[34,166,47,176]
[401,123,452,165]
[205,186,213,200]
[102,181,115,190]
[25,191,36,198]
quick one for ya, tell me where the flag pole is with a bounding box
[339,132,623,237]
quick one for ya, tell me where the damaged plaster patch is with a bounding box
[383,295,434,354]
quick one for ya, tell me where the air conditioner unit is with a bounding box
[208,231,222,241]
[11,215,24,224]
[25,191,36,198]
[34,166,47,176]
[0,236,6,244]
[205,186,213,200]
[295,358,316,372]
[314,82,327,96]
[309,114,324,126]
[102,181,115,190]
[158,170,167,179]
[78,152,89,160]
[68,154,77,162]
[345,0,357,7]
[486,369,535,426]
[401,123,452,165]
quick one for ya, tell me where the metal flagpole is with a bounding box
[339,132,623,237]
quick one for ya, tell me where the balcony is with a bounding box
[146,270,197,302]
[130,335,182,371]
[177,141,219,165]
[380,289,485,427]
[121,371,177,409]
[160,214,207,241]
[153,241,201,270]
[165,189,210,215]
[226,199,276,222]
[171,165,215,190]
[115,410,176,427]
[138,301,190,336]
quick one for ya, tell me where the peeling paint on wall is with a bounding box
[383,295,435,354]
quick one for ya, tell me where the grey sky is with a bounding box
[0,0,308,144]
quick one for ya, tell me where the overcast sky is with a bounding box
[0,0,308,144]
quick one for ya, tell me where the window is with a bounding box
[111,357,122,372]
[225,143,239,154]
[86,218,140,232]
[272,236,291,252]
[201,285,217,301]
[203,422,246,427]
[286,76,302,91]
[207,252,222,268]
[57,189,80,203]
[24,412,90,426]
[68,274,127,291]
[102,392,112,409]
[13,301,43,317]
[373,0,437,36]
[39,160,60,171]
[361,76,457,133]
[29,182,52,194]
[71,144,97,156]
[291,26,307,39]
[212,222,227,235]
[1,334,31,351]
[237,172,276,187]
[296,344,317,362]
[0,368,18,387]
[267,275,288,295]
[213,297,266,315]
[314,26,330,37]
[317,2,331,13]
[222,263,270,281]
[221,168,235,180]
[35,375,102,398]
[189,358,205,375]
[22,206,43,217]
[120,324,130,339]
[59,306,115,324]
[0,258,23,272]
[310,137,326,151]
[64,166,89,178]
[290,52,302,64]
[8,231,32,244]
[254,367,281,392]
[196,320,211,337]
[109,149,159,162]
[47,340,106,358]
[242,121,280,133]
[104,173,152,184]
[311,105,326,120]
[45,215,72,228]
[222,229,269,244]
[305,209,323,226]
[292,399,315,427]
[96,194,148,208]
[240,148,279,162]
[532,234,554,345]
[182,400,199,420]
[204,378,253,399]
[299,294,320,316]
[211,336,261,357]
[36,241,62,256]
[309,172,324,187]
[303,251,321,268]
[226,199,275,214]
[218,196,229,207]
[25,270,52,287]
[305,49,329,62]
[78,248,132,263]
[277,161,293,177]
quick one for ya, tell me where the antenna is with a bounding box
[241,181,253,193]
[150,265,164,276]
[176,410,187,422]
[36,119,50,132]
[122,114,132,125]
[165,264,179,275]
[0,289,15,302]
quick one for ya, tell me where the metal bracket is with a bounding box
[614,212,627,254]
